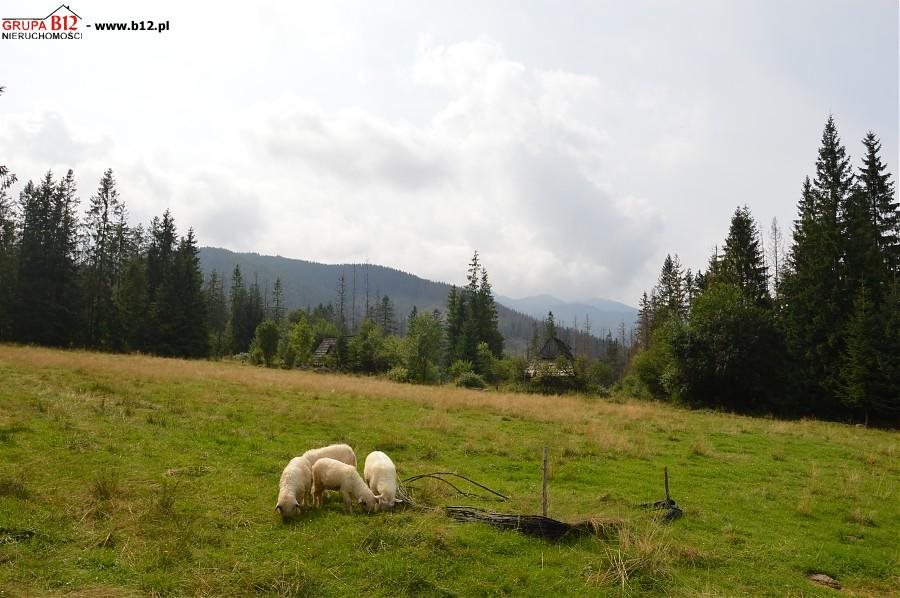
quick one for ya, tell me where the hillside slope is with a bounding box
[198,247,609,355]
[1,345,897,596]
[496,294,638,336]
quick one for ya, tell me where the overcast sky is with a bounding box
[2,0,897,305]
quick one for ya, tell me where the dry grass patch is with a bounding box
[587,521,672,591]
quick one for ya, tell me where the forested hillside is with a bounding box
[198,247,617,356]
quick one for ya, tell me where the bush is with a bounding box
[449,359,474,379]
[456,371,486,389]
[386,366,409,383]
[670,282,789,413]
[253,320,280,368]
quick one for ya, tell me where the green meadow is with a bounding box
[0,345,897,596]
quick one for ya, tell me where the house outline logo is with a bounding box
[2,3,82,37]
[4,4,80,21]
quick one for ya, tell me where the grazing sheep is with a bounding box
[275,456,313,518]
[364,451,400,511]
[311,457,378,514]
[300,443,357,468]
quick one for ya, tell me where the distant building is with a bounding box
[526,337,575,378]
[311,337,337,367]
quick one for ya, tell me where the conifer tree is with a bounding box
[229,264,249,354]
[205,269,228,357]
[476,267,504,357]
[783,118,856,412]
[858,132,899,273]
[271,277,285,324]
[721,206,769,306]
[655,254,686,321]
[840,284,878,424]
[0,165,17,340]
[162,229,207,357]
[543,310,557,342]
[445,286,464,361]
[15,171,81,346]
[83,169,126,349]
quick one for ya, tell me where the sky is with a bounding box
[1,0,897,305]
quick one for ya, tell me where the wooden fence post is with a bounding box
[542,446,549,517]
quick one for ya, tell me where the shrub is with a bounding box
[456,371,486,389]
[449,359,474,379]
[386,366,409,383]
[253,320,280,368]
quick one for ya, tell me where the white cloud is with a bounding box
[244,37,683,299]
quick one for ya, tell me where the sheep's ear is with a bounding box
[275,505,282,514]
[293,500,301,509]
[374,493,383,500]
[395,498,404,504]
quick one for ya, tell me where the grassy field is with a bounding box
[0,345,897,596]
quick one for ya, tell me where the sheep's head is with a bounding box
[275,497,301,519]
[374,493,395,511]
[359,493,378,513]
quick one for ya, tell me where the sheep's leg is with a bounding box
[342,489,353,514]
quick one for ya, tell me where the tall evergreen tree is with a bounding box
[83,169,126,349]
[655,254,686,321]
[15,171,81,346]
[858,132,899,273]
[475,267,504,357]
[271,277,285,324]
[165,229,208,357]
[783,118,856,413]
[229,264,249,354]
[721,206,769,305]
[0,165,17,340]
[144,211,178,353]
[543,310,557,342]
[205,269,228,357]
[445,286,464,362]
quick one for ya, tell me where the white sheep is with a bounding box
[311,457,378,513]
[300,443,357,468]
[274,456,312,518]
[364,451,400,511]
[273,444,357,518]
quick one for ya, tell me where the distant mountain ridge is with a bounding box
[495,294,638,336]
[197,247,632,355]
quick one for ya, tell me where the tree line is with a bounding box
[628,116,899,425]
[0,167,208,357]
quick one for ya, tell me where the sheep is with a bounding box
[300,443,357,468]
[274,456,313,518]
[364,451,400,511]
[311,457,378,514]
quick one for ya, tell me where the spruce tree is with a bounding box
[839,283,878,424]
[229,264,249,354]
[83,169,126,349]
[721,206,769,306]
[783,117,856,413]
[168,229,208,357]
[476,267,504,357]
[655,254,686,321]
[205,269,228,357]
[445,286,464,362]
[0,165,17,340]
[858,132,899,273]
[145,211,178,354]
[271,277,285,324]
[15,171,81,346]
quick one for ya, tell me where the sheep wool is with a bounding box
[275,456,312,518]
[300,443,357,468]
[311,457,378,514]
[364,451,399,511]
